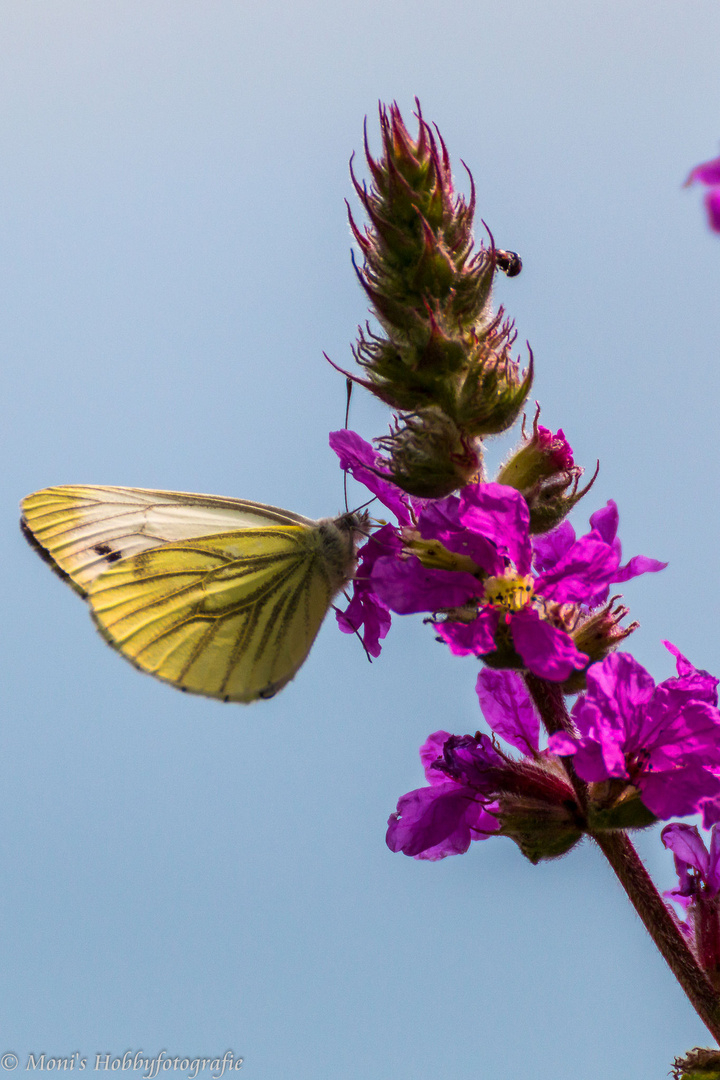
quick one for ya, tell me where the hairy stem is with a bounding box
[594,830,720,1044]
[523,672,588,814]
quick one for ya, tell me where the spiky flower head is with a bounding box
[375,407,482,499]
[344,100,531,497]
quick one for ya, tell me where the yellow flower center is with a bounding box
[483,572,535,612]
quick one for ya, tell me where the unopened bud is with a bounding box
[497,414,594,533]
[454,323,533,437]
[499,794,583,863]
[672,1047,720,1079]
[586,779,657,831]
[377,408,482,498]
[561,598,638,693]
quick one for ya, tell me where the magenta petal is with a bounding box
[476,668,539,755]
[662,822,710,878]
[336,591,390,657]
[663,641,719,706]
[705,188,720,233]
[589,501,619,544]
[532,521,576,572]
[334,525,397,656]
[535,535,618,604]
[458,483,533,575]
[640,765,720,819]
[419,499,503,575]
[582,652,655,729]
[613,554,667,582]
[547,732,577,756]
[419,730,453,784]
[372,556,481,615]
[687,155,720,186]
[437,609,499,656]
[329,429,412,524]
[386,783,497,859]
[510,608,588,681]
[708,828,720,893]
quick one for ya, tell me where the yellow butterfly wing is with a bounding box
[20,484,315,596]
[21,485,361,702]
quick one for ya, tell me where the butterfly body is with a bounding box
[21,486,364,702]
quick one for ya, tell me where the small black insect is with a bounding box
[495,249,522,278]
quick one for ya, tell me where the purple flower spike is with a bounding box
[548,645,720,819]
[686,154,720,233]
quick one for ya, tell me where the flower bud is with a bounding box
[454,321,533,437]
[343,100,529,495]
[498,793,583,863]
[497,416,594,533]
[492,755,584,863]
[561,598,638,694]
[376,408,483,498]
[671,1047,720,1080]
[585,779,657,832]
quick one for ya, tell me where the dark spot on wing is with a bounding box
[94,542,122,563]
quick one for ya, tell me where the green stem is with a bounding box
[593,830,720,1045]
[523,672,720,1039]
[523,672,588,815]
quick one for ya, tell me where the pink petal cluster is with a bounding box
[686,154,720,233]
[386,669,575,860]
[330,429,665,682]
[549,644,720,818]
[663,822,720,909]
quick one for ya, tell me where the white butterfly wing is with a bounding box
[21,485,317,595]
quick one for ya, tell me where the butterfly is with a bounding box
[20,485,366,703]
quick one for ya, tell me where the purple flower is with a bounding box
[386,731,503,860]
[686,154,720,233]
[663,822,720,907]
[331,431,665,679]
[383,479,663,681]
[387,673,579,861]
[329,429,414,524]
[548,645,720,819]
[662,822,720,977]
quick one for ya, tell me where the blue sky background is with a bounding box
[2,2,720,1077]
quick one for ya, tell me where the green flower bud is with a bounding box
[342,100,529,485]
[497,412,595,533]
[586,779,657,832]
[672,1047,720,1079]
[561,599,638,694]
[498,794,584,863]
[376,408,483,498]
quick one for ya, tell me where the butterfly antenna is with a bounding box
[334,597,373,663]
[343,378,353,512]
